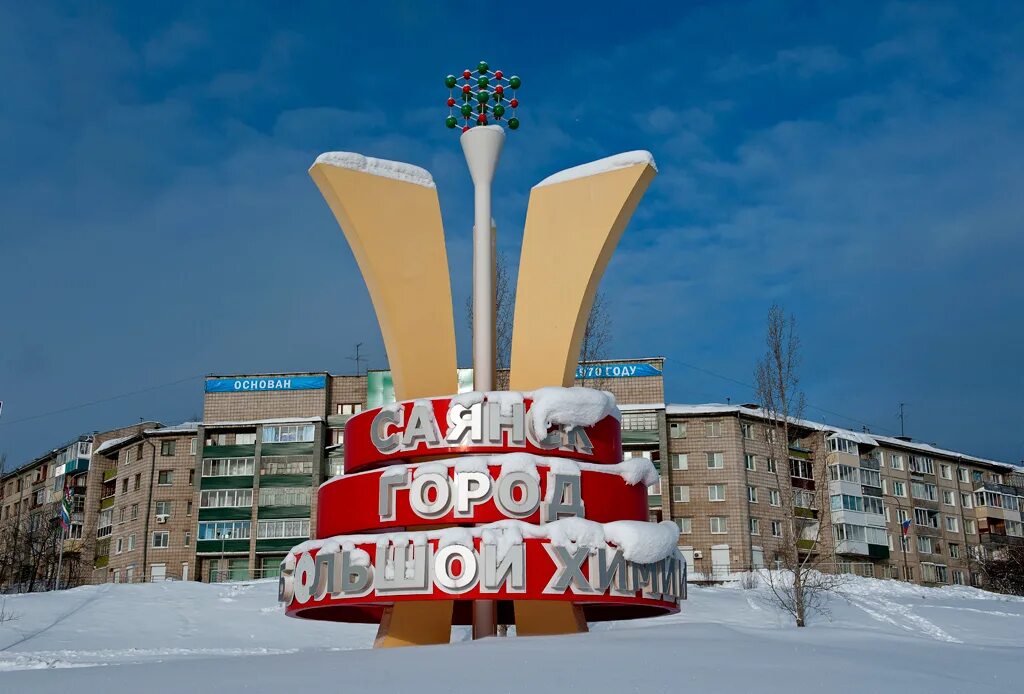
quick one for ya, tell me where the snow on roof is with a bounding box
[203,416,323,429]
[534,150,657,188]
[665,403,1017,470]
[312,152,435,189]
[144,422,200,436]
[93,436,133,455]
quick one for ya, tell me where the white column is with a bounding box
[460,124,505,639]
[460,125,505,393]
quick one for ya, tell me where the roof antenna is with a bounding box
[898,402,906,437]
[348,343,368,377]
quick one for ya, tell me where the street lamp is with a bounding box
[217,529,233,582]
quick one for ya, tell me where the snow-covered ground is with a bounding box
[1,576,1021,692]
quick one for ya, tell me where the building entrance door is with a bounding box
[711,544,731,580]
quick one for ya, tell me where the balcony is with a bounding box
[99,496,115,511]
[103,468,118,482]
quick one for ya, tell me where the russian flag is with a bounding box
[901,519,912,536]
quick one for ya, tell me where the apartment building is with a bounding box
[90,423,200,584]
[0,422,156,589]
[6,356,1020,592]
[656,404,1023,586]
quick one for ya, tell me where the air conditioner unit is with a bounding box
[693,551,703,560]
[156,514,169,523]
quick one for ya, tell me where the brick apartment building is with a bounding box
[3,356,1022,590]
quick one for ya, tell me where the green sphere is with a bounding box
[493,103,506,117]
[477,76,489,88]
[492,91,502,102]
[477,90,489,104]
[461,103,473,117]
[462,92,472,103]
[508,117,520,130]
[509,75,521,89]
[444,74,457,88]
[478,61,489,74]
[445,115,458,129]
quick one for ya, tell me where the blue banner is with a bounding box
[205,375,326,393]
[576,363,662,379]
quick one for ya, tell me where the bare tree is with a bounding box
[755,304,842,626]
[974,544,1024,595]
[577,292,612,390]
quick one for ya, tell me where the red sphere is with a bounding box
[463,70,471,79]
[510,98,519,108]
[447,97,456,107]
[494,70,503,80]
[477,113,487,123]
[462,84,471,94]
[462,125,470,133]
[495,85,504,94]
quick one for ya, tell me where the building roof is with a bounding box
[202,416,323,429]
[664,402,1019,472]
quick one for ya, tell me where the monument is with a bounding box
[279,63,685,647]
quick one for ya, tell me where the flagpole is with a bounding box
[55,525,65,591]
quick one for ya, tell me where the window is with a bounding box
[262,424,315,444]
[793,489,815,509]
[97,509,113,538]
[890,454,904,470]
[152,531,170,548]
[747,486,758,503]
[745,454,756,471]
[831,494,864,512]
[331,429,345,446]
[859,469,882,488]
[829,465,858,483]
[116,537,123,554]
[257,487,311,507]
[914,508,939,528]
[157,470,173,486]
[671,454,688,471]
[706,452,724,469]
[704,421,722,437]
[190,438,197,455]
[942,490,955,506]
[892,481,906,497]
[710,517,728,534]
[708,484,726,502]
[256,519,311,539]
[945,516,959,533]
[911,482,937,501]
[121,478,128,494]
[133,473,141,491]
[790,458,814,480]
[957,468,969,483]
[124,448,132,465]
[863,495,885,515]
[960,493,972,508]
[131,503,139,520]
[909,456,934,475]
[184,531,191,546]
[200,489,254,508]
[337,403,364,415]
[187,500,193,516]
[160,440,176,456]
[674,517,692,534]
[155,501,172,516]
[672,485,690,503]
[771,521,782,537]
[766,458,777,474]
[741,423,754,440]
[119,507,126,523]
[749,518,760,535]
[235,433,257,445]
[828,437,857,455]
[198,520,251,540]
[1007,520,1024,538]
[202,458,255,477]
[769,489,781,506]
[939,464,952,480]
[952,570,965,585]
[189,470,194,486]
[128,533,136,551]
[669,422,686,439]
[949,543,960,559]
[260,455,314,476]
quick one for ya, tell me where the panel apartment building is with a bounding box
[4,356,1022,591]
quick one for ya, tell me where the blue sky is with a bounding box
[1,1,1022,467]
